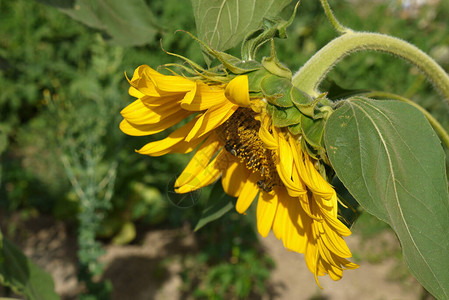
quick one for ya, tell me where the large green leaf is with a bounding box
[191,0,292,52]
[36,0,160,46]
[324,97,449,300]
[0,230,59,300]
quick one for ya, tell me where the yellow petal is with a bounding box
[340,259,359,270]
[121,98,182,125]
[225,75,250,107]
[145,67,195,93]
[272,189,307,253]
[136,117,199,156]
[129,65,162,97]
[303,153,335,201]
[325,260,344,281]
[181,81,228,111]
[175,150,225,193]
[185,102,237,142]
[259,123,278,150]
[276,160,307,197]
[128,65,146,83]
[221,154,249,197]
[129,86,145,98]
[138,94,182,107]
[320,223,352,258]
[274,133,308,197]
[298,188,319,221]
[291,139,334,200]
[322,210,352,237]
[235,172,260,214]
[119,109,192,136]
[304,242,319,276]
[175,136,221,187]
[257,191,278,237]
[171,137,206,155]
[279,133,294,177]
[316,238,342,271]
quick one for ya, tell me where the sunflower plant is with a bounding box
[118,0,449,298]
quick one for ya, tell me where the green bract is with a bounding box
[245,63,331,159]
[165,16,334,163]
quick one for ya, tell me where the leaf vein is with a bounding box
[351,100,444,294]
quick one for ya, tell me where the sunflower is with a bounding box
[120,64,358,283]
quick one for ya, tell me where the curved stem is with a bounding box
[364,91,449,150]
[292,32,449,103]
[320,0,352,34]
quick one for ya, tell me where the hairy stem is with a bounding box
[319,0,352,34]
[292,32,449,103]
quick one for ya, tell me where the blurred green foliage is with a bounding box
[1,0,449,298]
[180,207,274,299]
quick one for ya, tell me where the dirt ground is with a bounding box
[0,215,430,300]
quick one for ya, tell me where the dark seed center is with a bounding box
[217,108,281,192]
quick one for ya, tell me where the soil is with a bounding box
[0,214,429,300]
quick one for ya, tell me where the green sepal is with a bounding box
[291,86,313,106]
[288,123,302,136]
[216,51,262,74]
[292,92,326,118]
[241,2,299,61]
[301,114,326,150]
[260,75,294,107]
[262,40,292,79]
[267,103,302,127]
[247,68,271,92]
[179,31,262,75]
[162,63,228,83]
[301,138,319,160]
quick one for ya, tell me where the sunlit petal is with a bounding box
[225,75,250,107]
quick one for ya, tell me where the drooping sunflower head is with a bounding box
[120,46,358,283]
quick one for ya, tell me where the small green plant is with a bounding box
[180,208,274,300]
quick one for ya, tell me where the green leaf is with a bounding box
[0,231,59,300]
[325,97,449,300]
[36,0,160,46]
[191,0,292,52]
[35,0,74,8]
[194,182,234,231]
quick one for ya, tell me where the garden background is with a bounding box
[0,0,448,299]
